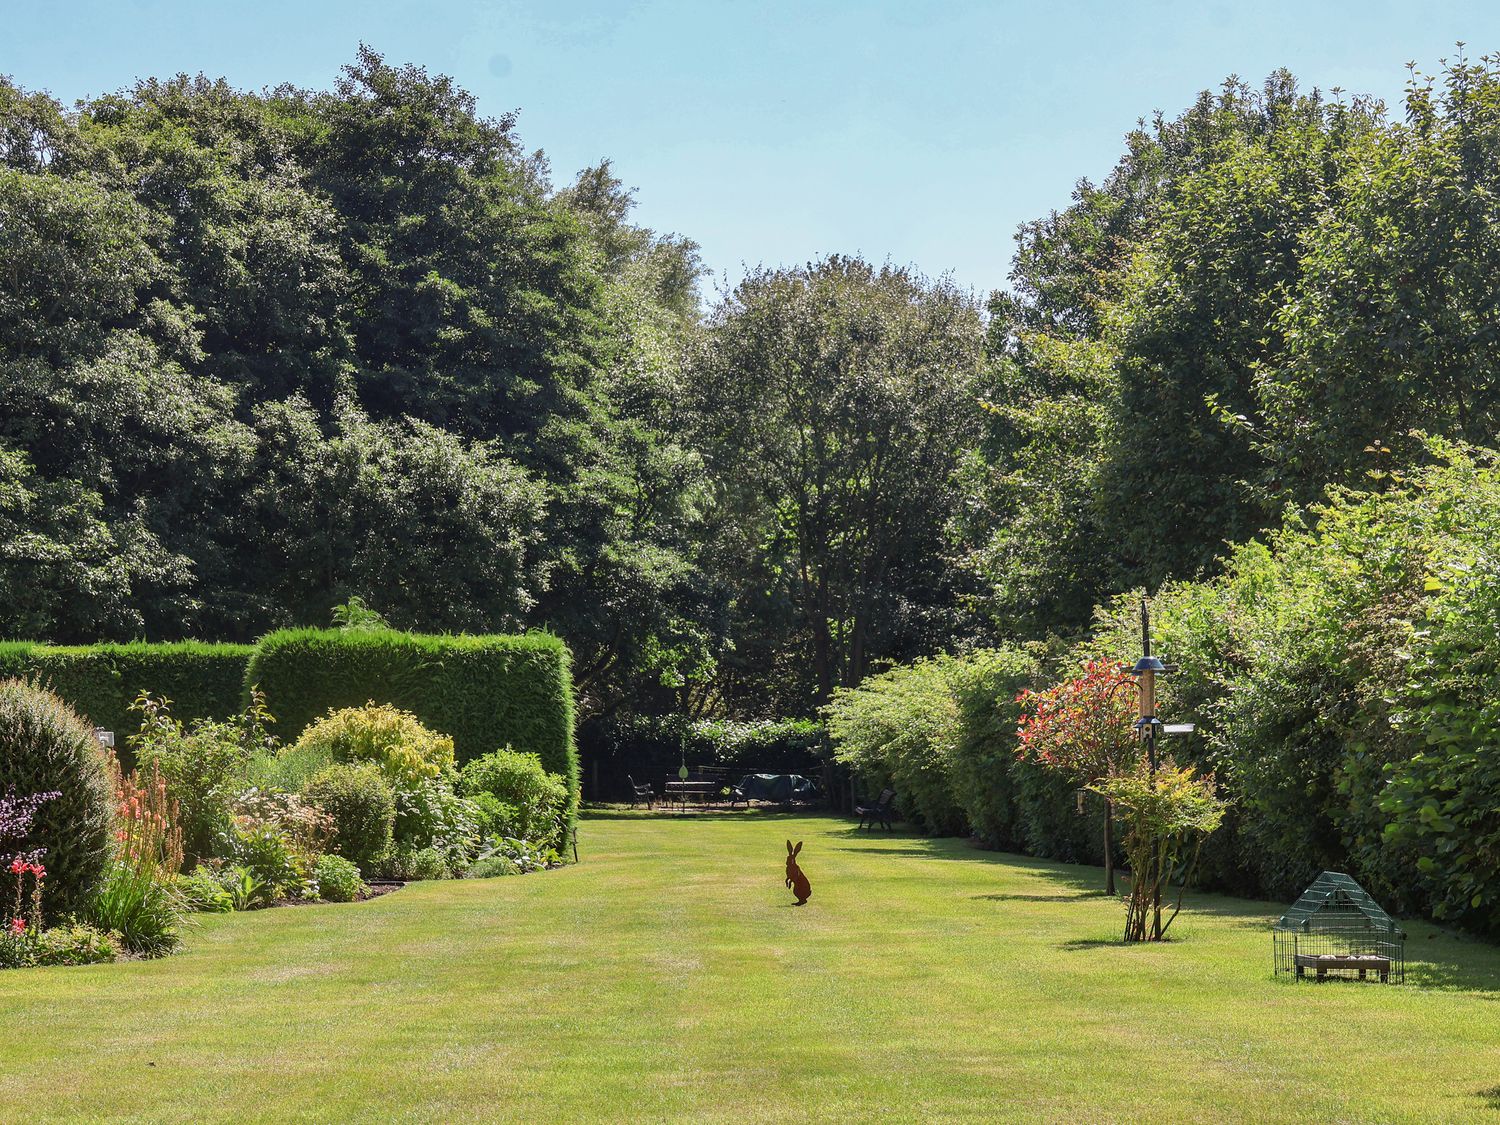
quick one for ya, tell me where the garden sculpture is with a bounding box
[785,840,811,905]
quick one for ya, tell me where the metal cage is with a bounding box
[1272,871,1405,983]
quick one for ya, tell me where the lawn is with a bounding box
[2,813,1498,1123]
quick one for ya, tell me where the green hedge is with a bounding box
[0,641,39,680]
[245,629,578,828]
[0,642,253,746]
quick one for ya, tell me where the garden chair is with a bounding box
[627,775,655,809]
[855,788,896,831]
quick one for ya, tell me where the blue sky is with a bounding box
[4,1,1498,299]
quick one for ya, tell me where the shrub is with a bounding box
[313,853,365,903]
[231,788,334,856]
[246,628,578,836]
[465,853,520,878]
[482,835,558,873]
[377,844,448,881]
[458,749,568,845]
[289,703,455,789]
[945,649,1038,850]
[0,922,120,969]
[20,642,254,751]
[30,922,120,967]
[825,658,968,835]
[392,777,478,864]
[1380,545,1500,932]
[302,764,395,872]
[128,689,279,865]
[248,740,332,793]
[175,867,234,913]
[217,864,269,911]
[1091,761,1226,942]
[0,679,115,918]
[230,823,312,901]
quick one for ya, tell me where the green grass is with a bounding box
[3,813,1499,1122]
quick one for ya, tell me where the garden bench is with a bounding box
[627,775,655,809]
[855,788,897,831]
[1294,953,1391,982]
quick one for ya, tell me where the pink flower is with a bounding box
[8,917,24,936]
[8,858,23,875]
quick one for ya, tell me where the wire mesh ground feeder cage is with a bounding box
[1273,871,1405,983]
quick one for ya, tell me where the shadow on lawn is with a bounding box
[975,892,1112,903]
[582,807,826,823]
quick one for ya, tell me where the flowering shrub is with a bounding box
[1015,660,1137,777]
[1,788,57,940]
[129,688,279,865]
[1015,661,1138,891]
[88,756,186,956]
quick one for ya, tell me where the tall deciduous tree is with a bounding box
[692,256,985,708]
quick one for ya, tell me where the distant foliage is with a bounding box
[583,715,823,800]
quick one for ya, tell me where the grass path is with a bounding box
[2,812,1499,1122]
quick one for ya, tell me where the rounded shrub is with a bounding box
[313,853,365,903]
[302,763,395,872]
[458,749,568,844]
[290,703,455,789]
[378,844,448,881]
[0,679,115,918]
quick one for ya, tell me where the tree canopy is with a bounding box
[9,48,1500,723]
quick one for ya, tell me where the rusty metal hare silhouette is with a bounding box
[785,840,811,905]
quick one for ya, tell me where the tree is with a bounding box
[1091,760,1226,941]
[691,256,986,709]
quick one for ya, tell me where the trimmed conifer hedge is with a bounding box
[2,642,254,743]
[245,629,578,824]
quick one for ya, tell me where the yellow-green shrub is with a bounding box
[289,703,455,789]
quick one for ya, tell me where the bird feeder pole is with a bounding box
[1132,596,1165,775]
